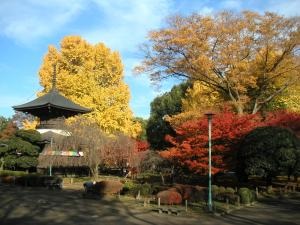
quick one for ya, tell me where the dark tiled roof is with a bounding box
[13,88,91,115]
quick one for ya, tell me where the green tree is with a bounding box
[147,82,190,150]
[237,126,300,184]
[0,130,41,170]
[134,117,148,140]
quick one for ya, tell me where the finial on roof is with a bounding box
[52,64,57,90]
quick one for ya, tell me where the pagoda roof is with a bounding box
[13,88,91,117]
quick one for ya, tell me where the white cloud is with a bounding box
[83,0,171,53]
[0,0,85,44]
[220,0,242,10]
[197,6,214,16]
[268,0,300,17]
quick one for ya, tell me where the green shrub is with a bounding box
[0,170,27,177]
[226,187,235,194]
[212,185,219,198]
[249,190,256,202]
[139,183,152,196]
[121,181,139,195]
[238,188,252,204]
[218,186,226,194]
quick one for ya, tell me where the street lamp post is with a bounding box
[205,112,215,212]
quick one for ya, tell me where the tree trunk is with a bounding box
[236,106,244,115]
[90,165,98,180]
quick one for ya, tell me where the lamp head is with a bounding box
[204,112,215,119]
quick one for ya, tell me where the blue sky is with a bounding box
[0,0,299,119]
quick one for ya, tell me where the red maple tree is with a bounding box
[160,110,300,175]
[160,110,263,174]
[265,110,300,138]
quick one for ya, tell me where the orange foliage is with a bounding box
[0,122,17,140]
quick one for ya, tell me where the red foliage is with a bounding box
[136,140,150,152]
[160,110,300,175]
[160,110,263,175]
[0,122,17,140]
[156,190,182,205]
[265,110,300,137]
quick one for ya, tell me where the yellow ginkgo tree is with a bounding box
[39,36,141,137]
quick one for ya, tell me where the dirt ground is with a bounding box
[0,184,299,225]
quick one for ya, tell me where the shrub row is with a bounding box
[0,170,28,177]
[121,181,157,196]
[0,173,62,187]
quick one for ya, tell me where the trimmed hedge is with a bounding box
[0,170,27,177]
[238,187,255,204]
[157,190,182,205]
[122,182,158,197]
[0,172,62,187]
[94,180,123,195]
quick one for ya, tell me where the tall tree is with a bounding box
[267,84,300,112]
[161,111,262,175]
[134,117,148,140]
[147,82,190,150]
[136,11,300,114]
[39,36,141,137]
[54,118,108,179]
[182,81,222,113]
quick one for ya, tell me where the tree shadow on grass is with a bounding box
[0,185,159,225]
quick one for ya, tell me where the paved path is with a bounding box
[0,185,299,225]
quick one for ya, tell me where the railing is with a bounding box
[37,119,65,129]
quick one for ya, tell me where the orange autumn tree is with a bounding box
[136,11,300,115]
[160,110,262,175]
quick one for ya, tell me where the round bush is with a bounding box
[157,190,182,205]
[121,181,138,195]
[173,184,194,200]
[138,183,153,196]
[94,180,123,195]
[238,188,251,204]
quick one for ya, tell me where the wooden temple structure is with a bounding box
[13,66,92,175]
